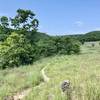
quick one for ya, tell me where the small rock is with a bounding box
[61,80,70,92]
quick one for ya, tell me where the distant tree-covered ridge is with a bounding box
[0,9,80,69]
[83,31,100,42]
[61,31,100,44]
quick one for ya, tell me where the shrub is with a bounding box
[53,37,80,55]
[35,39,57,57]
[0,32,35,69]
[35,37,80,59]
[0,8,81,69]
[65,38,80,54]
[0,32,81,69]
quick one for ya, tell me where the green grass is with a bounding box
[25,42,100,100]
[0,41,100,100]
[0,61,46,99]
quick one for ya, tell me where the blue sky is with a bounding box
[0,0,100,35]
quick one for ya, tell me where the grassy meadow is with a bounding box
[0,42,100,100]
[26,42,100,100]
[0,61,45,99]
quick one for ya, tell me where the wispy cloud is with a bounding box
[74,21,84,27]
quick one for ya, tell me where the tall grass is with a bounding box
[0,60,45,99]
[26,42,100,100]
[0,41,100,100]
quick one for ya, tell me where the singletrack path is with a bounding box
[7,65,50,100]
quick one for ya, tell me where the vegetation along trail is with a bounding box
[0,8,100,100]
[12,64,50,100]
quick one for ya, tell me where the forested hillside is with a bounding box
[62,31,100,44]
[0,9,80,69]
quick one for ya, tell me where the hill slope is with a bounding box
[82,31,100,42]
[25,42,100,100]
[59,31,100,43]
[0,42,100,100]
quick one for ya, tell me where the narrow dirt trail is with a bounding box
[41,67,50,82]
[11,66,50,100]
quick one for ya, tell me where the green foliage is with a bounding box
[10,9,39,31]
[0,63,43,99]
[26,45,100,100]
[0,16,10,41]
[0,32,34,69]
[36,39,57,57]
[0,16,9,28]
[63,31,100,44]
[33,37,80,60]
[0,31,80,69]
[83,31,100,42]
[53,37,80,55]
[0,9,81,69]
[0,9,39,42]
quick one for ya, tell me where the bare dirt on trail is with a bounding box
[6,66,50,100]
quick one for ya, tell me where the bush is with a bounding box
[35,39,57,57]
[0,32,35,69]
[65,38,80,54]
[53,37,80,55]
[0,32,81,69]
[34,37,80,59]
[0,8,81,69]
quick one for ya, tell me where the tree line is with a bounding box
[63,31,100,44]
[0,9,80,69]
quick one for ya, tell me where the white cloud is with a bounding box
[74,21,84,27]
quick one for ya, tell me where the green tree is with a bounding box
[0,16,11,41]
[10,17,20,30]
[53,37,80,55]
[0,16,9,28]
[36,39,56,57]
[11,9,39,31]
[0,32,35,69]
